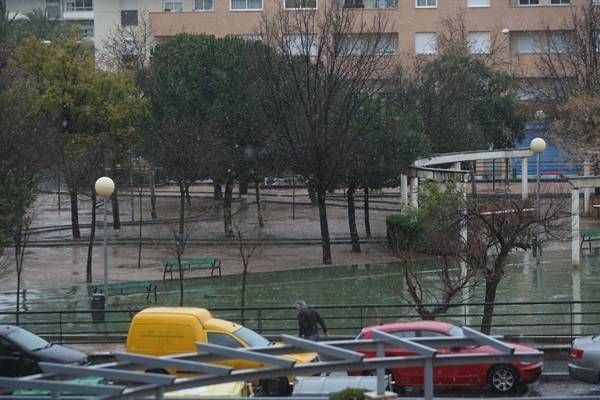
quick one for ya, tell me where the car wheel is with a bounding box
[488,365,519,393]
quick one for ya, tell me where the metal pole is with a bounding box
[376,342,385,395]
[536,153,541,265]
[424,358,434,400]
[103,198,109,311]
[292,175,296,220]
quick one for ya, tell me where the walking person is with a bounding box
[295,300,327,341]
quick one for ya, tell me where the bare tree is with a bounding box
[235,225,259,323]
[13,210,33,325]
[436,7,507,67]
[465,192,568,334]
[167,225,193,307]
[535,3,600,101]
[257,4,394,264]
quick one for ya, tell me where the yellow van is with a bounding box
[126,307,316,395]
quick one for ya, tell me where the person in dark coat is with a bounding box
[295,300,327,341]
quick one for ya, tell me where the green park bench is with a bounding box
[93,281,157,303]
[162,258,222,280]
[580,229,600,252]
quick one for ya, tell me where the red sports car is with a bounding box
[353,320,542,393]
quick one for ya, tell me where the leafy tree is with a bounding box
[14,33,146,242]
[147,34,269,237]
[344,98,428,251]
[416,52,525,153]
[257,5,393,263]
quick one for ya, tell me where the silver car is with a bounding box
[569,335,600,383]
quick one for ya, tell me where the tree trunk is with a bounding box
[69,189,81,239]
[137,187,143,269]
[214,182,223,200]
[471,161,477,197]
[149,164,157,219]
[241,262,248,323]
[178,182,185,236]
[86,189,96,283]
[111,185,121,230]
[255,181,264,228]
[480,279,500,334]
[363,186,371,239]
[14,236,22,326]
[317,187,332,264]
[240,179,248,196]
[308,182,318,207]
[185,182,192,207]
[347,185,361,253]
[224,178,234,238]
[177,255,184,306]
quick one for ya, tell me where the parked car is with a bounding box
[0,325,88,377]
[352,321,542,393]
[126,307,317,395]
[569,335,600,383]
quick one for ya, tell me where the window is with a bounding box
[233,327,271,347]
[416,0,436,7]
[468,0,489,6]
[594,0,600,5]
[547,31,570,53]
[79,20,94,37]
[339,33,398,55]
[46,0,61,18]
[419,331,447,338]
[7,329,49,352]
[207,332,243,348]
[195,0,214,10]
[339,0,397,8]
[517,0,569,5]
[121,10,138,26]
[389,331,417,338]
[468,31,491,54]
[285,0,317,9]
[415,32,437,54]
[231,0,262,10]
[164,1,183,11]
[65,0,93,11]
[285,34,318,56]
[515,32,543,53]
[0,338,16,356]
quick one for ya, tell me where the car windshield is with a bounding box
[233,327,271,348]
[8,328,50,351]
[449,326,465,338]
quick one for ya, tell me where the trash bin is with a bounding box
[91,293,105,323]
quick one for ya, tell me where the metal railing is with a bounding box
[0,300,598,343]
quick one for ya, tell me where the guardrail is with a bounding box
[0,300,598,344]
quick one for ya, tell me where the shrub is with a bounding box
[386,209,423,252]
[329,388,368,400]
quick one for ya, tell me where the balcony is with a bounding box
[62,11,94,20]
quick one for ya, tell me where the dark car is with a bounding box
[0,325,88,377]
[569,335,600,383]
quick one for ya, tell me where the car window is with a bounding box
[207,332,243,349]
[419,330,447,338]
[389,330,417,338]
[448,326,465,338]
[233,327,270,348]
[0,338,15,356]
[7,329,49,352]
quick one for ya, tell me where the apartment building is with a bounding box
[6,0,593,98]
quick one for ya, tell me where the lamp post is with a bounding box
[530,122,546,265]
[95,177,115,310]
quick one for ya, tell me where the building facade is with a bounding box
[6,0,595,98]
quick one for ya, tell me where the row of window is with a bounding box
[260,30,598,56]
[162,0,579,12]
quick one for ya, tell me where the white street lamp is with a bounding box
[530,127,546,265]
[95,177,115,312]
